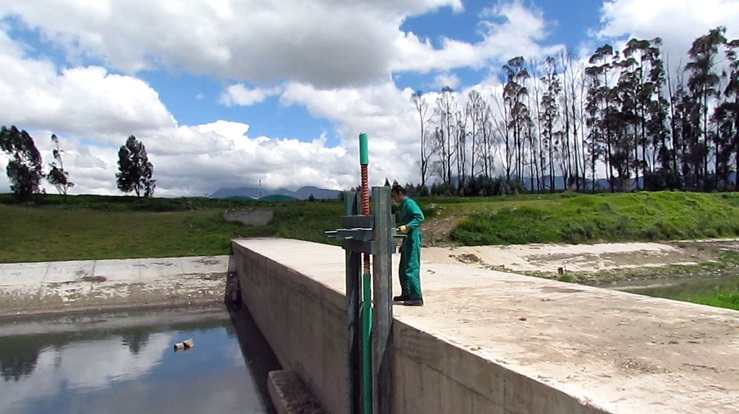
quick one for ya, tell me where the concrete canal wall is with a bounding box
[232,238,739,414]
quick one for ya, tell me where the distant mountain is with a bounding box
[210,185,340,199]
[260,194,299,201]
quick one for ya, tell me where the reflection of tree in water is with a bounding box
[0,339,43,382]
[121,332,150,355]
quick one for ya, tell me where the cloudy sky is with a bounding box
[1,0,738,197]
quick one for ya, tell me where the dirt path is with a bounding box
[421,213,464,246]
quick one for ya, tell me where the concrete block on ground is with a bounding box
[267,370,328,414]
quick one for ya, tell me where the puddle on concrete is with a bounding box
[0,305,281,414]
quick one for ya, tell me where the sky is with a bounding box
[1,0,739,197]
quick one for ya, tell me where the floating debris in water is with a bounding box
[173,338,194,351]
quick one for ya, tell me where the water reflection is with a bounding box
[0,309,271,414]
[604,272,739,299]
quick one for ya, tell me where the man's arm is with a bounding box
[405,199,425,229]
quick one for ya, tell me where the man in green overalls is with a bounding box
[391,184,425,306]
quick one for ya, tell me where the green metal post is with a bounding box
[362,267,372,414]
[358,132,372,414]
[371,186,393,414]
[344,192,361,414]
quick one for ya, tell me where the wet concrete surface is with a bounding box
[0,304,282,414]
[0,256,230,317]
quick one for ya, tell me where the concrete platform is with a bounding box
[0,256,230,317]
[233,238,739,414]
[268,370,328,414]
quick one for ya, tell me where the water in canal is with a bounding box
[600,271,739,299]
[0,305,281,414]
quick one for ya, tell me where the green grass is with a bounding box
[449,191,739,245]
[686,290,739,310]
[1,191,738,262]
[0,195,344,262]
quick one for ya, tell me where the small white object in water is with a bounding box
[173,338,194,351]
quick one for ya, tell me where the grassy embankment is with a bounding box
[2,191,738,262]
[448,191,739,244]
[441,191,739,310]
[0,194,343,262]
[1,191,737,310]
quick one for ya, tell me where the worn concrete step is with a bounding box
[268,370,328,414]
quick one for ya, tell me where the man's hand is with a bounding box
[397,225,409,233]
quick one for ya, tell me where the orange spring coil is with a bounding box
[361,164,370,272]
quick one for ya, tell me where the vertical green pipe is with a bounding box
[362,270,372,414]
[359,132,369,165]
[359,132,372,414]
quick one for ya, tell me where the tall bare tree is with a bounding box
[434,87,457,188]
[466,90,487,182]
[560,49,586,190]
[491,82,513,180]
[411,91,434,188]
[541,56,562,192]
[454,109,468,192]
[503,57,532,184]
[529,58,544,191]
[685,26,727,190]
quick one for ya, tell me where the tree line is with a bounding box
[0,126,155,201]
[411,26,739,195]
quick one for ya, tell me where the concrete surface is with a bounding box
[267,370,328,414]
[0,256,230,317]
[234,240,348,414]
[233,238,739,414]
[423,239,739,273]
[0,303,228,337]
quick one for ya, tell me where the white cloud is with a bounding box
[0,30,172,138]
[391,0,564,74]
[433,73,461,89]
[0,0,464,88]
[0,333,171,409]
[219,84,280,107]
[280,81,428,185]
[598,0,739,68]
[0,0,614,197]
[0,122,355,197]
[1,0,560,89]
[0,21,364,196]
